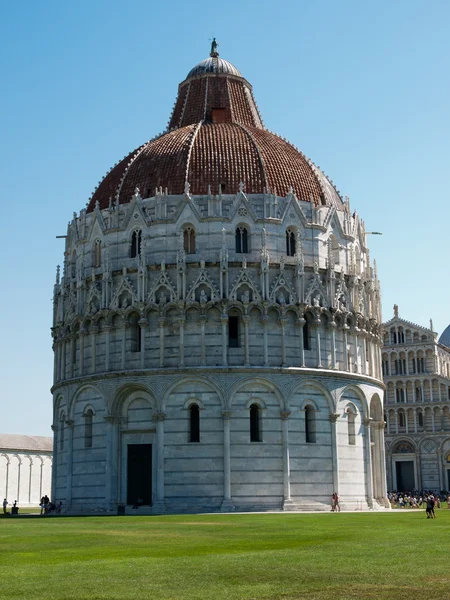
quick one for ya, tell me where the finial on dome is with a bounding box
[210,37,219,58]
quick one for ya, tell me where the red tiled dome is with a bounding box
[87,55,343,212]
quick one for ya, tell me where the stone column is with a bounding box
[378,422,389,505]
[152,412,166,512]
[65,420,74,510]
[79,329,86,376]
[221,315,228,367]
[102,323,110,371]
[297,318,305,367]
[199,315,206,366]
[179,317,186,367]
[395,410,399,434]
[139,319,147,369]
[330,322,337,369]
[329,413,340,495]
[159,318,166,368]
[51,424,58,503]
[242,315,250,366]
[261,315,269,366]
[414,409,417,433]
[121,325,127,370]
[69,336,75,379]
[362,335,367,375]
[314,323,322,368]
[343,327,349,371]
[221,411,235,511]
[281,411,296,510]
[91,326,97,374]
[104,416,121,510]
[431,409,435,432]
[280,318,287,367]
[363,417,374,508]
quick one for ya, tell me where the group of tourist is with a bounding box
[40,495,62,514]
[388,490,450,515]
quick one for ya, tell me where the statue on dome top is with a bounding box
[210,38,219,57]
[393,304,399,318]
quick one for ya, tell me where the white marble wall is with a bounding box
[0,451,52,507]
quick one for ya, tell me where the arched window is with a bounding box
[129,313,141,353]
[84,409,94,448]
[286,229,296,257]
[398,412,405,428]
[228,314,240,348]
[305,405,316,443]
[418,412,423,427]
[189,404,200,443]
[130,230,142,258]
[250,403,261,442]
[183,226,196,254]
[235,226,249,253]
[93,239,102,268]
[347,407,356,445]
[303,315,311,351]
[59,413,65,451]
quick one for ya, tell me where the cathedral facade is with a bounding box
[383,308,450,492]
[51,48,388,513]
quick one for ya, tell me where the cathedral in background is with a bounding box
[383,307,450,492]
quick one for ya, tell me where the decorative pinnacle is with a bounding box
[210,37,219,58]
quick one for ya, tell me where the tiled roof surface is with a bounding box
[88,123,343,210]
[439,324,450,348]
[0,434,53,453]
[87,56,343,212]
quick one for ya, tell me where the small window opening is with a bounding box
[189,404,200,443]
[130,230,142,258]
[183,226,196,254]
[347,409,356,445]
[418,412,423,427]
[229,316,239,347]
[250,404,261,442]
[235,227,248,253]
[84,409,93,448]
[286,229,296,257]
[305,405,316,443]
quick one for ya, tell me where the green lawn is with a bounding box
[0,511,448,600]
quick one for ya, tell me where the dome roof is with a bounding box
[87,48,343,212]
[186,56,242,79]
[439,324,450,348]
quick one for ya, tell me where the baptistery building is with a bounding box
[51,45,388,513]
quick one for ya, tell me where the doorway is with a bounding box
[127,444,152,505]
[395,461,415,491]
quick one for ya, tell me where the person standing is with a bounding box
[2,498,7,514]
[334,493,341,512]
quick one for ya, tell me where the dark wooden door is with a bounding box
[127,444,152,505]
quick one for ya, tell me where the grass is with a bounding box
[0,511,449,600]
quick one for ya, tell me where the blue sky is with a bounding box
[1,0,449,436]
